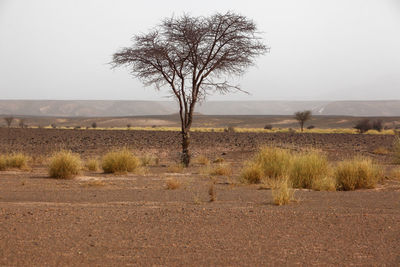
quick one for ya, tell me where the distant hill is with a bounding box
[0,100,399,117]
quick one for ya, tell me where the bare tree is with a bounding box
[4,117,14,128]
[294,110,312,132]
[19,118,26,128]
[112,12,267,166]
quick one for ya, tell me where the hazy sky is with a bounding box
[0,0,399,101]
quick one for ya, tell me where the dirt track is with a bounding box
[0,128,399,266]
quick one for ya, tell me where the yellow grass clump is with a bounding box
[289,151,330,189]
[255,146,292,180]
[85,158,99,171]
[101,148,140,174]
[167,163,184,173]
[335,157,382,191]
[194,155,210,166]
[166,178,181,190]
[48,150,82,179]
[394,136,400,164]
[311,176,337,191]
[209,163,232,176]
[272,178,295,206]
[0,153,30,171]
[140,154,156,166]
[391,167,400,180]
[373,147,390,155]
[240,162,263,184]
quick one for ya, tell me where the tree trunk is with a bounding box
[300,121,304,132]
[181,129,191,167]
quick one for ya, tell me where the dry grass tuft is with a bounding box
[311,176,337,191]
[289,151,330,189]
[208,183,216,202]
[394,136,400,164]
[166,178,181,190]
[48,150,82,179]
[0,156,6,171]
[373,147,390,155]
[390,167,400,181]
[140,154,156,166]
[213,157,225,163]
[167,163,184,173]
[81,180,107,187]
[85,158,99,171]
[0,153,30,171]
[255,147,292,179]
[194,155,210,166]
[272,178,295,206]
[102,148,140,174]
[209,163,232,176]
[335,157,382,191]
[240,162,263,184]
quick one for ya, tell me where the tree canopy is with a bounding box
[112,12,267,165]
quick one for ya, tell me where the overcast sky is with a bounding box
[0,0,399,101]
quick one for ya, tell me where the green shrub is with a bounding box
[48,150,82,179]
[102,148,140,174]
[335,157,382,190]
[289,151,330,189]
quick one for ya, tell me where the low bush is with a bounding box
[264,124,273,130]
[209,163,232,176]
[0,153,29,171]
[311,176,336,191]
[272,178,294,206]
[255,147,292,179]
[167,163,184,173]
[85,158,99,171]
[335,157,382,190]
[391,167,400,180]
[194,155,210,166]
[289,151,330,189]
[140,154,155,166]
[102,148,140,174]
[166,178,181,189]
[354,119,372,133]
[0,155,7,171]
[48,150,82,179]
[240,162,263,184]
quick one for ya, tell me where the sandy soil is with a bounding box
[0,128,399,266]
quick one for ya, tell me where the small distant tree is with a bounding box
[372,119,383,132]
[127,124,131,129]
[91,122,97,129]
[18,118,26,128]
[4,117,14,128]
[112,12,267,166]
[354,119,372,133]
[294,110,312,132]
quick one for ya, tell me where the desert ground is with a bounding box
[0,126,399,266]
